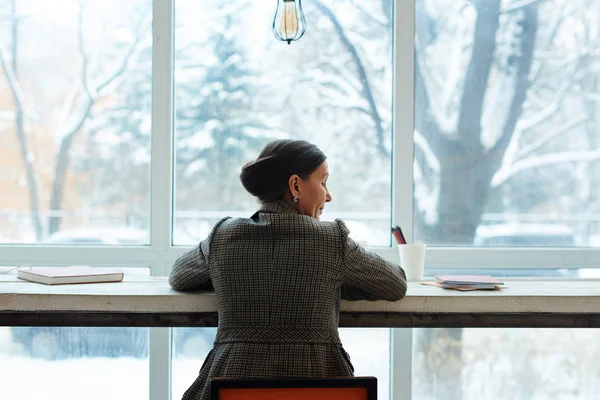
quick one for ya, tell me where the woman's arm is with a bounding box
[168,217,229,291]
[337,220,407,301]
[168,239,213,291]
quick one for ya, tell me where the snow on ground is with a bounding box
[2,327,600,399]
[0,328,391,400]
[0,356,149,400]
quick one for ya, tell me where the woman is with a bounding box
[169,139,407,400]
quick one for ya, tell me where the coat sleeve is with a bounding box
[336,219,407,301]
[168,217,229,291]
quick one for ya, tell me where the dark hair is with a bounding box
[240,139,327,203]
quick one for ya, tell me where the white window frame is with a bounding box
[1,1,600,399]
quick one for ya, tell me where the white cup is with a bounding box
[398,243,426,281]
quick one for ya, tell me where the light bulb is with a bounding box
[279,0,299,40]
[272,0,306,44]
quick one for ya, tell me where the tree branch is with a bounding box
[488,4,539,171]
[349,0,389,28]
[48,2,92,234]
[518,64,580,132]
[457,0,501,154]
[413,0,449,156]
[515,115,589,161]
[48,1,148,234]
[502,0,549,14]
[525,0,568,86]
[491,149,600,187]
[380,0,392,26]
[314,0,389,158]
[77,1,92,99]
[95,12,150,93]
[296,60,363,97]
[0,49,24,106]
[58,82,81,125]
[415,54,450,155]
[0,1,44,241]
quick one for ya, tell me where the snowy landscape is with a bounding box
[1,0,599,247]
[0,328,391,400]
[1,0,600,399]
[2,327,599,399]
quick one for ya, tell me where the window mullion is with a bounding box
[149,1,174,400]
[150,0,175,276]
[391,0,416,399]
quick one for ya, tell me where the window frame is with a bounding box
[1,1,600,399]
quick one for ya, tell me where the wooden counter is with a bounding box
[1,276,599,327]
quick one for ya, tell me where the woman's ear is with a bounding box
[288,174,300,197]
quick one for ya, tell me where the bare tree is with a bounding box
[47,1,149,235]
[313,0,390,158]
[414,0,539,244]
[0,0,148,239]
[413,1,539,397]
[0,0,43,240]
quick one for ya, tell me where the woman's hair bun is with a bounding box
[239,156,282,199]
[240,139,327,203]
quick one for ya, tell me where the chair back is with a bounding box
[211,376,377,400]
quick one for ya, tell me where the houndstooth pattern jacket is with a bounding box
[169,200,407,400]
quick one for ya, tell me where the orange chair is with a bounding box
[210,376,377,400]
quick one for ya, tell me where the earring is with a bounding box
[293,196,298,203]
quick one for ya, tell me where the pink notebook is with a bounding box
[435,275,503,285]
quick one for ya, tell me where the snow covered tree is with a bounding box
[174,14,272,211]
[415,0,600,245]
[414,0,600,397]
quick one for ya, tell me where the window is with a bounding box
[414,0,600,248]
[0,266,150,400]
[413,327,600,399]
[172,0,394,247]
[2,1,600,400]
[171,2,394,398]
[0,326,150,399]
[0,0,152,245]
[412,1,600,398]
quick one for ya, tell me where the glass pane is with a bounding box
[171,327,217,399]
[413,328,600,400]
[171,327,390,400]
[426,267,583,279]
[414,0,600,247]
[0,327,149,399]
[0,266,150,399]
[0,0,152,244]
[414,267,599,399]
[339,328,391,399]
[173,0,394,246]
[0,263,150,280]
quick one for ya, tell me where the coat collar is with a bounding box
[255,200,299,216]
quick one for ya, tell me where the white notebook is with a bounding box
[17,266,124,285]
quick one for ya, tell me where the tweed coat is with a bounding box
[168,200,407,400]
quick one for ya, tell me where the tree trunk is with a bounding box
[424,146,495,244]
[6,0,44,241]
[415,328,464,399]
[414,2,539,397]
[48,132,78,235]
[314,0,389,158]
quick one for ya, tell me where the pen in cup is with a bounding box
[391,226,406,244]
[392,226,426,280]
